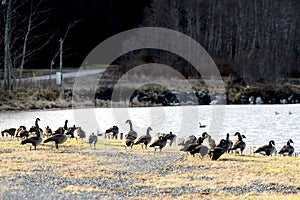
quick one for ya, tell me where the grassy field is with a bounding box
[0,137,299,199]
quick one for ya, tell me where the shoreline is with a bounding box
[1,99,300,112]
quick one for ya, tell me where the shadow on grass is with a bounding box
[219,155,263,162]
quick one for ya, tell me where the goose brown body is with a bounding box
[254,140,276,156]
[88,133,98,149]
[162,132,177,146]
[135,127,152,149]
[125,120,138,140]
[278,139,294,156]
[182,137,205,156]
[216,133,233,153]
[44,131,68,149]
[230,132,246,154]
[1,128,17,137]
[149,136,167,151]
[209,141,227,161]
[21,128,42,150]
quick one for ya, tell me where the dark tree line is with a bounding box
[123,0,299,84]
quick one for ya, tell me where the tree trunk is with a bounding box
[3,0,13,90]
[19,1,33,84]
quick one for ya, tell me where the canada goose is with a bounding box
[105,126,119,139]
[149,135,168,151]
[15,126,29,140]
[278,139,294,156]
[124,134,135,150]
[1,128,16,137]
[54,120,69,135]
[230,132,246,154]
[21,129,43,151]
[178,135,197,146]
[88,133,98,149]
[35,118,40,128]
[182,137,204,156]
[226,133,233,152]
[209,140,227,160]
[29,127,43,135]
[15,126,25,136]
[254,140,276,156]
[43,130,68,149]
[44,126,53,137]
[289,111,292,115]
[29,118,41,134]
[15,126,25,137]
[161,132,177,146]
[180,136,202,151]
[202,132,216,149]
[216,133,233,153]
[74,127,86,141]
[19,130,30,139]
[135,127,152,149]
[199,122,206,128]
[65,125,77,138]
[125,120,137,140]
[275,111,280,115]
[190,144,209,158]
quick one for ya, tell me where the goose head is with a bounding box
[202,132,209,139]
[226,133,230,140]
[287,139,294,145]
[269,140,275,146]
[219,139,227,145]
[234,132,241,137]
[158,135,167,141]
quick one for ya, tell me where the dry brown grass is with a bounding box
[0,137,299,199]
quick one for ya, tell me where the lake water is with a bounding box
[0,104,299,152]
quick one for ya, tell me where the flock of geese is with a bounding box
[1,118,296,161]
[1,118,98,150]
[122,120,296,160]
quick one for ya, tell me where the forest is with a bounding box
[119,0,299,84]
[0,0,299,91]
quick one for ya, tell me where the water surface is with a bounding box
[0,105,299,152]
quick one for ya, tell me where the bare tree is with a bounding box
[18,0,55,84]
[2,0,13,90]
[49,20,80,82]
[1,0,54,90]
